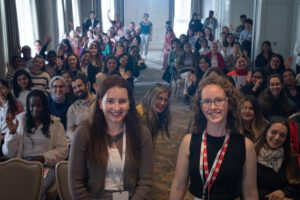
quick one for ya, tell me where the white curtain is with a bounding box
[57,0,66,41]
[15,0,39,49]
[173,0,191,36]
[101,0,115,33]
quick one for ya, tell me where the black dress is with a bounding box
[257,161,297,200]
[189,132,245,199]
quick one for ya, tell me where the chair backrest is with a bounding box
[0,158,43,200]
[55,161,72,200]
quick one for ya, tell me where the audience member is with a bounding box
[234,14,247,41]
[227,54,250,89]
[207,42,225,71]
[203,10,218,36]
[66,75,96,143]
[68,75,153,199]
[61,70,77,103]
[254,41,274,69]
[170,74,258,199]
[264,54,286,77]
[64,53,83,78]
[163,29,176,70]
[240,68,266,97]
[103,55,120,76]
[107,9,123,31]
[28,55,51,91]
[12,70,33,107]
[239,18,252,46]
[183,55,211,105]
[49,76,72,129]
[240,95,267,142]
[136,83,172,142]
[258,74,296,120]
[0,79,24,138]
[256,117,300,200]
[188,13,203,33]
[2,89,68,199]
[283,69,300,111]
[79,50,100,93]
[6,56,25,86]
[84,11,99,33]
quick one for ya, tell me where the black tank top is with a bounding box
[189,132,246,199]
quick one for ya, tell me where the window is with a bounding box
[15,0,39,49]
[173,0,191,37]
[101,0,115,33]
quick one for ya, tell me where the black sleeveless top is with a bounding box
[189,132,246,199]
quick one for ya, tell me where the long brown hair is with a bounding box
[193,74,243,134]
[141,83,172,141]
[86,75,140,165]
[241,95,267,141]
[255,117,300,184]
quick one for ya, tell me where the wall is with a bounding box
[229,0,253,29]
[124,0,169,49]
[255,0,295,58]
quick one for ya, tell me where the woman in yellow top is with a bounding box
[136,83,172,141]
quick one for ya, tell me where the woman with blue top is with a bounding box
[139,13,153,58]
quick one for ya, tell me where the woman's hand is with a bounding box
[122,71,132,80]
[5,114,18,134]
[265,190,285,200]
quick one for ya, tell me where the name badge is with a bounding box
[112,191,129,200]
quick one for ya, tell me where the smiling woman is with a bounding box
[68,75,153,199]
[258,74,296,120]
[136,83,172,142]
[255,117,300,200]
[170,74,258,200]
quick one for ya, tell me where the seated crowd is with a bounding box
[0,9,300,200]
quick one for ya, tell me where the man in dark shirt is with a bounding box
[188,13,203,33]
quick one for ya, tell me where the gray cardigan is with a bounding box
[68,120,153,200]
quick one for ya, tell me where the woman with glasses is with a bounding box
[48,76,72,129]
[136,83,172,142]
[170,74,258,200]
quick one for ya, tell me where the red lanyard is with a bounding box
[199,129,230,199]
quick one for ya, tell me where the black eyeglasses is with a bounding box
[199,97,229,108]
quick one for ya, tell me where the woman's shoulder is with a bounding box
[73,120,91,142]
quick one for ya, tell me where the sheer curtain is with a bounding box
[57,0,66,41]
[101,0,115,33]
[72,0,81,29]
[15,0,39,49]
[173,0,191,36]
[0,0,9,77]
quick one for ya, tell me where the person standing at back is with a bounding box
[203,10,218,37]
[139,13,153,58]
[84,11,99,33]
[189,13,203,34]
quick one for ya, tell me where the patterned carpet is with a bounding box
[134,59,194,200]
